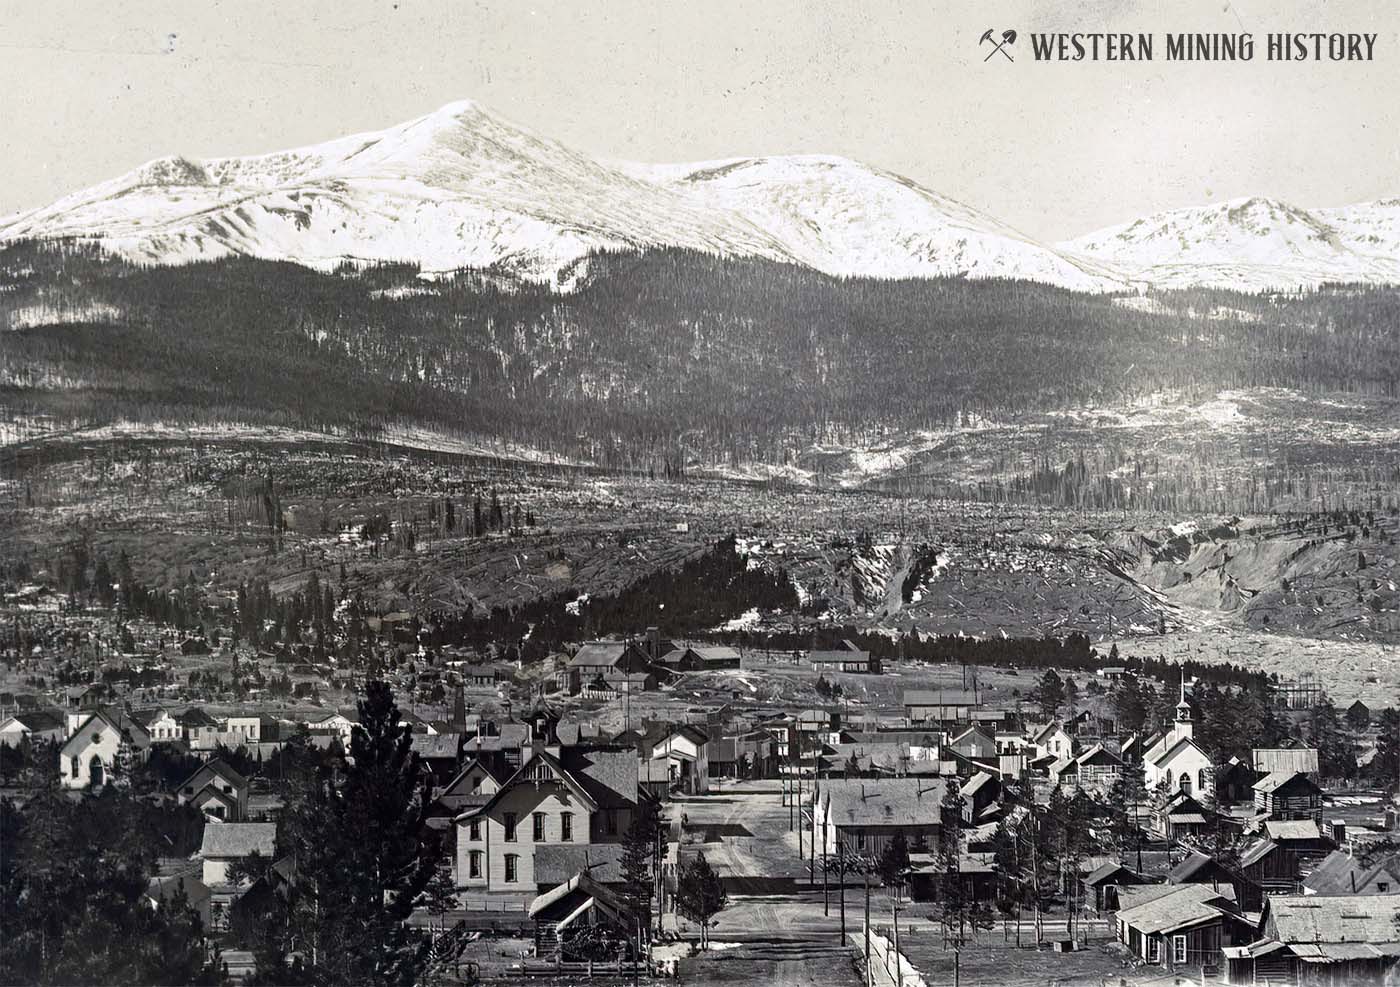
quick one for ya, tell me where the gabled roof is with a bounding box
[200,822,276,859]
[179,757,248,794]
[1116,883,1237,936]
[1253,770,1322,796]
[1075,743,1122,767]
[454,747,638,822]
[60,707,150,755]
[191,782,239,811]
[1084,861,1141,885]
[568,642,630,669]
[176,707,220,727]
[147,872,212,906]
[950,725,995,748]
[1304,850,1400,896]
[1149,734,1208,768]
[527,869,630,920]
[1168,851,1234,884]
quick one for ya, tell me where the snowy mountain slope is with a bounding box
[1060,196,1400,290]
[621,156,1122,291]
[0,99,1121,291]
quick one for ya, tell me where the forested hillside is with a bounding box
[2,240,1399,473]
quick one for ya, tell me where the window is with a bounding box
[561,812,573,842]
[1172,935,1186,965]
[504,812,517,842]
[533,812,546,842]
[1147,939,1160,964]
[468,851,482,879]
[504,854,518,883]
[70,755,79,776]
[1380,882,1391,893]
[469,820,481,841]
[1178,772,1193,796]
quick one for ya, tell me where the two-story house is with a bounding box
[178,758,250,821]
[454,746,638,893]
[642,723,710,795]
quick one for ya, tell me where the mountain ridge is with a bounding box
[0,99,1120,292]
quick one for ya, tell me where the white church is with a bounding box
[1141,680,1213,798]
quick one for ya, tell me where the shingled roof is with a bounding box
[200,823,276,860]
[1117,883,1237,936]
[817,778,948,828]
[1264,894,1400,945]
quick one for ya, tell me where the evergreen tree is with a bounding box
[619,798,660,939]
[1032,670,1066,720]
[280,681,439,986]
[676,851,727,950]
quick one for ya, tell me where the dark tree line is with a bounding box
[4,240,1399,485]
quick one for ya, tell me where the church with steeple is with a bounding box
[1141,676,1213,798]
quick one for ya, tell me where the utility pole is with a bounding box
[892,896,903,987]
[823,816,830,916]
[864,871,872,987]
[839,846,847,939]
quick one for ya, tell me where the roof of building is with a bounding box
[1264,894,1400,945]
[533,844,628,886]
[568,642,630,669]
[410,733,462,759]
[810,650,871,664]
[1253,747,1320,777]
[200,823,276,860]
[1262,819,1323,842]
[1084,861,1140,886]
[961,772,996,800]
[904,690,979,707]
[527,869,630,920]
[1168,851,1233,884]
[179,757,248,793]
[1076,743,1123,767]
[1252,770,1320,795]
[147,872,212,906]
[8,709,65,732]
[176,707,220,727]
[60,707,151,754]
[817,777,947,828]
[1304,850,1400,896]
[1116,883,1237,936]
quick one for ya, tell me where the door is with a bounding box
[89,754,105,787]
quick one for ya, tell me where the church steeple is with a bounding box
[1174,674,1193,739]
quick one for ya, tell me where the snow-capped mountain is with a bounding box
[0,99,1121,292]
[1061,196,1400,290]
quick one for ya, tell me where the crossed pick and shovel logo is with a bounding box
[981,28,1017,62]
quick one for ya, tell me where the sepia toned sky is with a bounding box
[1,0,1398,240]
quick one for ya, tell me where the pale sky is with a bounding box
[1,0,1397,240]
